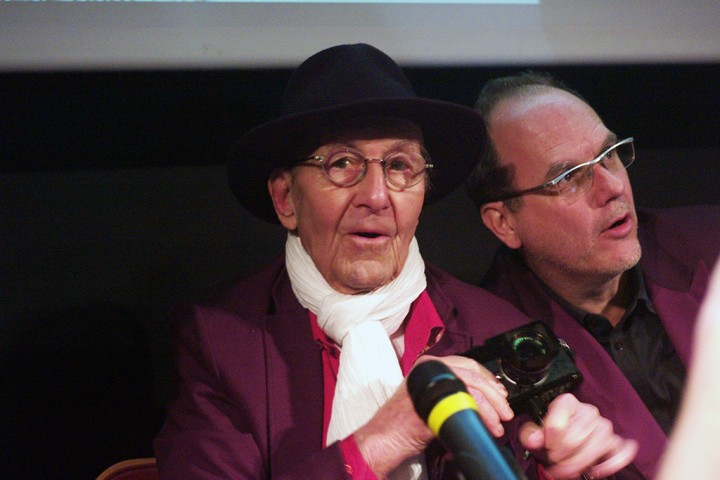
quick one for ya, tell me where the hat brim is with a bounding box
[228,97,486,223]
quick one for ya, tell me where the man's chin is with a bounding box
[598,247,642,282]
[619,242,642,271]
[335,260,398,294]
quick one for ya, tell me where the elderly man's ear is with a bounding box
[268,171,298,231]
[480,202,522,250]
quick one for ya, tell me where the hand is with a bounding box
[354,355,513,478]
[419,355,514,437]
[520,393,638,479]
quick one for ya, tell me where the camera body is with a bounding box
[462,321,583,421]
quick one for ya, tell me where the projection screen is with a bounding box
[2,0,720,72]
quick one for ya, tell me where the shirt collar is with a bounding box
[539,266,656,326]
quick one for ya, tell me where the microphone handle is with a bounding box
[438,408,525,480]
[408,360,527,480]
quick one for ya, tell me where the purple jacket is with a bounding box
[154,259,538,479]
[481,206,720,479]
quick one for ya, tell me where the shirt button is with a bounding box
[613,341,624,351]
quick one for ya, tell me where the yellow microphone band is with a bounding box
[427,391,480,436]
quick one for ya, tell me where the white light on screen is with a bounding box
[1,0,718,71]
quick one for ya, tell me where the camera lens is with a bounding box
[512,334,548,367]
[499,329,559,386]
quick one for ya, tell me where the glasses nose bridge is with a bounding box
[587,155,627,195]
[363,156,387,168]
[586,151,619,180]
[362,156,391,180]
[358,156,391,186]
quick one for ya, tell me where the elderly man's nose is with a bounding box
[354,161,391,205]
[365,161,390,186]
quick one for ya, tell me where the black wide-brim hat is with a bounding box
[229,43,487,223]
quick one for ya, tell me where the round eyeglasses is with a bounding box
[295,144,433,189]
[492,137,635,204]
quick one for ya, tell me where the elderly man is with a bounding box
[466,72,720,479]
[154,46,635,480]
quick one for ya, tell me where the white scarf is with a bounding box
[285,233,428,480]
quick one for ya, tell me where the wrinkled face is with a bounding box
[269,120,426,294]
[490,88,641,284]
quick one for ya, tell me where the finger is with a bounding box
[469,386,506,437]
[543,393,579,427]
[432,355,513,422]
[519,420,546,451]
[440,355,509,396]
[431,356,513,436]
[460,363,512,415]
[584,438,639,480]
[542,394,592,451]
[465,378,514,433]
[545,408,601,457]
[544,418,616,478]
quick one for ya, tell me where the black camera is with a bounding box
[462,321,583,422]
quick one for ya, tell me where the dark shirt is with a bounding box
[548,267,686,434]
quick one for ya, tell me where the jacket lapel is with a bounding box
[646,260,710,366]
[264,274,326,476]
[424,274,474,355]
[545,306,665,479]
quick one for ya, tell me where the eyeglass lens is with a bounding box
[554,140,635,199]
[323,149,428,188]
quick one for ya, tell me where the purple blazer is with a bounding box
[154,259,539,479]
[481,206,720,479]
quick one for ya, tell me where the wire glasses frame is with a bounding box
[296,145,434,189]
[492,137,635,203]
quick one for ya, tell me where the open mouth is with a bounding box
[604,213,631,233]
[609,217,626,229]
[355,232,382,239]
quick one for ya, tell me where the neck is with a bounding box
[538,269,633,327]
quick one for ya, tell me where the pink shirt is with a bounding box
[309,290,444,479]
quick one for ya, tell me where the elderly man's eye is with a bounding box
[387,158,411,171]
[388,151,425,172]
[328,155,360,170]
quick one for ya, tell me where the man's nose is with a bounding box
[355,160,391,208]
[591,163,626,203]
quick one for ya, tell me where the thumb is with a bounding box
[519,420,546,451]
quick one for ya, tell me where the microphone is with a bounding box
[407,360,526,480]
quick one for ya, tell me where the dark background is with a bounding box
[2,62,719,479]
